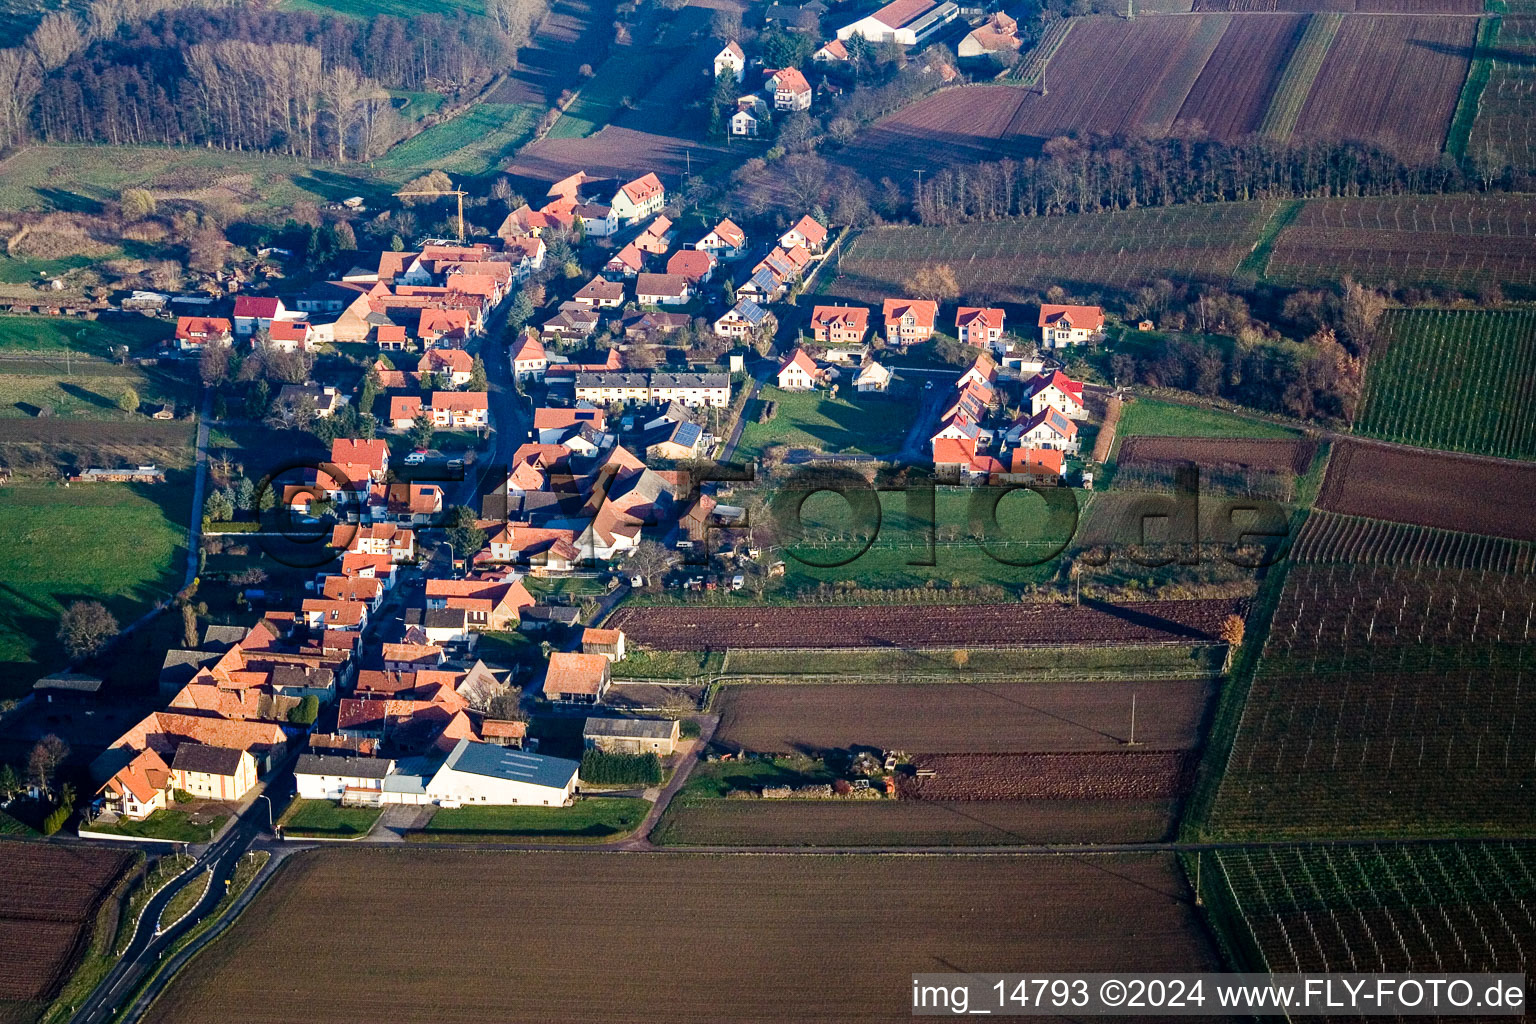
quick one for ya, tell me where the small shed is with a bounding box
[581,627,627,662]
[583,717,680,756]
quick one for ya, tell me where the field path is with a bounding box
[622,713,719,850]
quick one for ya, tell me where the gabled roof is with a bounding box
[171,742,247,776]
[867,0,944,31]
[718,40,744,60]
[331,438,389,474]
[545,652,610,695]
[175,316,232,340]
[665,249,714,282]
[1038,303,1105,330]
[575,277,626,301]
[810,304,869,331]
[778,348,819,378]
[419,348,474,374]
[233,296,281,318]
[608,242,645,272]
[512,333,546,362]
[772,67,811,95]
[1029,370,1085,407]
[817,38,849,59]
[432,391,488,413]
[438,738,579,788]
[1011,447,1064,475]
[932,436,978,465]
[705,218,746,248]
[618,172,665,205]
[784,215,828,247]
[294,754,391,779]
[636,272,688,298]
[1021,405,1078,439]
[957,306,1006,330]
[721,299,768,326]
[881,297,938,329]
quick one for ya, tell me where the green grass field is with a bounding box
[390,91,449,124]
[86,808,227,843]
[0,316,171,354]
[375,103,541,175]
[0,483,188,695]
[1356,309,1536,461]
[281,0,484,18]
[279,799,383,838]
[414,797,648,842]
[546,42,679,140]
[1115,397,1303,443]
[1258,12,1343,142]
[613,648,724,679]
[736,386,920,460]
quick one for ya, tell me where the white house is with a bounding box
[1026,370,1087,420]
[1013,406,1080,453]
[1038,303,1105,349]
[731,107,761,137]
[837,0,959,47]
[714,40,745,82]
[426,738,580,806]
[610,173,666,226]
[696,218,748,260]
[635,272,691,307]
[776,348,821,390]
[512,334,548,381]
[855,360,892,393]
[768,67,812,111]
[294,754,394,801]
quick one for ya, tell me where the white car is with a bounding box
[403,452,426,465]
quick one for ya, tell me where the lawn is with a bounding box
[0,483,189,695]
[1355,308,1536,461]
[545,42,679,139]
[85,808,227,843]
[735,386,920,460]
[375,103,541,175]
[0,316,171,355]
[390,91,448,124]
[0,358,196,421]
[612,648,723,680]
[0,145,400,218]
[278,799,383,838]
[282,0,484,17]
[413,797,648,842]
[474,630,547,672]
[1114,397,1302,444]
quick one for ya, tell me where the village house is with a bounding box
[714,40,746,82]
[544,651,611,704]
[232,295,288,337]
[814,38,849,62]
[1005,446,1065,485]
[418,348,475,386]
[174,316,232,351]
[574,202,619,238]
[1038,303,1105,348]
[837,0,959,46]
[778,215,828,253]
[512,333,548,381]
[956,306,1006,348]
[881,298,938,346]
[331,438,390,484]
[958,11,1021,58]
[776,348,822,390]
[428,391,489,428]
[809,304,869,345]
[768,67,813,111]
[533,406,607,444]
[171,743,258,801]
[610,172,667,226]
[425,577,534,632]
[605,242,645,278]
[715,299,771,339]
[294,754,394,802]
[583,717,680,756]
[622,310,690,341]
[574,276,626,308]
[646,419,705,461]
[265,319,314,353]
[540,303,601,344]
[731,105,761,137]
[635,216,673,255]
[666,249,715,285]
[636,273,691,307]
[932,436,1006,483]
[1011,406,1080,453]
[695,218,748,260]
[1026,370,1087,420]
[332,522,416,562]
[97,749,171,820]
[573,371,730,408]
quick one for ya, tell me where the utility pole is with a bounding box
[1194,851,1202,906]
[1126,692,1139,746]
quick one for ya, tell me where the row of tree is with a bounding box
[910,135,1514,226]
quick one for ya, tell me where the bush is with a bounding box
[579,750,662,786]
[680,719,702,739]
[42,805,70,835]
[172,789,194,804]
[288,695,319,727]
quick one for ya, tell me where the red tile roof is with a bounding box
[882,298,938,330]
[1038,303,1104,330]
[233,296,281,318]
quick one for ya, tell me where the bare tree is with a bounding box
[28,735,69,796]
[0,49,41,146]
[57,601,118,660]
[28,12,84,72]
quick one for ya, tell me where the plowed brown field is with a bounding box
[0,840,133,1001]
[1118,436,1318,475]
[143,850,1225,1024]
[899,751,1193,801]
[609,598,1239,649]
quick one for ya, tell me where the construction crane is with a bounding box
[393,186,469,244]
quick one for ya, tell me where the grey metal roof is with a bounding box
[441,738,579,789]
[171,743,245,776]
[583,717,677,740]
[295,754,392,779]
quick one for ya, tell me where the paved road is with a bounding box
[184,389,212,589]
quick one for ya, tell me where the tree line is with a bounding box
[3,0,546,158]
[911,134,1519,226]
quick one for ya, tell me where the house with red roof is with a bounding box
[776,348,822,390]
[666,249,715,285]
[1011,406,1080,453]
[635,215,674,256]
[1026,370,1086,420]
[605,242,645,279]
[837,0,959,47]
[778,214,828,253]
[695,218,748,260]
[1005,446,1065,485]
[574,276,626,308]
[232,295,285,337]
[331,438,390,483]
[265,318,313,352]
[610,172,666,226]
[429,391,489,428]
[1038,303,1105,349]
[714,40,745,82]
[814,38,849,62]
[512,332,548,381]
[418,348,475,386]
[174,316,232,351]
[881,298,938,346]
[809,305,869,346]
[956,306,1006,348]
[636,272,691,306]
[769,67,812,111]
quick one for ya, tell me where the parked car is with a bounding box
[403,452,426,465]
[731,574,744,591]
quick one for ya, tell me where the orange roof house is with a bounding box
[881,298,938,344]
[956,306,1006,347]
[809,305,869,345]
[544,652,611,703]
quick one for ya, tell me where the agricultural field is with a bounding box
[1176,11,1307,137]
[717,644,1223,680]
[827,203,1275,305]
[414,798,648,842]
[0,356,195,424]
[506,126,727,197]
[1194,1,1482,10]
[0,316,169,355]
[1316,439,1536,542]
[489,0,607,106]
[734,386,920,460]
[1255,11,1342,140]
[652,796,1178,846]
[281,0,483,17]
[608,598,1240,649]
[1356,308,1536,461]
[142,850,1221,1024]
[1205,843,1536,975]
[1291,15,1477,163]
[1209,562,1536,837]
[0,482,189,695]
[713,680,1213,755]
[1291,511,1536,572]
[1467,15,1536,172]
[833,86,1040,176]
[899,750,1192,801]
[1117,436,1317,475]
[1263,193,1536,296]
[0,840,133,1016]
[374,103,540,175]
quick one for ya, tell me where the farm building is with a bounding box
[1038,304,1104,348]
[544,652,611,704]
[426,739,580,806]
[583,717,680,756]
[581,627,627,662]
[72,465,166,483]
[958,12,1020,58]
[294,754,395,802]
[480,719,528,748]
[837,0,958,47]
